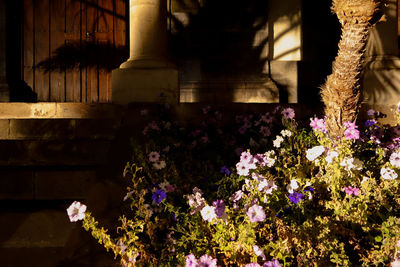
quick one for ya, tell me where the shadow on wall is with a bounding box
[36,41,129,72]
[297,0,341,106]
[169,0,300,103]
[362,0,400,105]
[34,0,305,104]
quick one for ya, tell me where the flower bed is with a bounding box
[67,105,400,266]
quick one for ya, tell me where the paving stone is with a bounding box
[0,247,64,267]
[0,210,75,248]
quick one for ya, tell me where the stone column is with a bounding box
[0,0,10,101]
[112,0,179,104]
[363,0,400,105]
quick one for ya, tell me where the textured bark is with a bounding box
[321,0,383,139]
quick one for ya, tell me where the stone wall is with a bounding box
[170,0,302,104]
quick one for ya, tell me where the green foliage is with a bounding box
[73,107,400,266]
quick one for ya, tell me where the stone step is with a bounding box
[0,140,111,166]
[0,207,74,249]
[0,168,97,200]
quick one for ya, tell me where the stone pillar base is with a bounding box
[0,83,9,102]
[112,67,179,104]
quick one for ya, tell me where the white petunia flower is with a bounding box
[253,245,266,260]
[286,179,299,194]
[280,129,292,137]
[200,205,217,223]
[153,160,166,170]
[381,167,398,180]
[325,150,338,164]
[67,201,87,222]
[306,146,325,161]
[273,136,284,148]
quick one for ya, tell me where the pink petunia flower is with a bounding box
[148,151,160,162]
[148,121,160,131]
[236,162,250,176]
[281,108,295,119]
[343,186,360,196]
[240,151,254,164]
[247,204,266,222]
[390,151,400,168]
[310,117,327,133]
[198,254,217,267]
[185,254,198,267]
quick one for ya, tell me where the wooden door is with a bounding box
[23,0,128,102]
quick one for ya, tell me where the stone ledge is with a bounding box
[1,119,120,140]
[0,103,122,119]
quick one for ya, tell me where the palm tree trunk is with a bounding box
[321,0,383,139]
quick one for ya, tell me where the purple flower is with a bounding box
[254,154,267,165]
[202,105,211,114]
[245,263,261,267]
[281,108,295,119]
[220,166,231,176]
[117,239,127,254]
[263,259,281,267]
[213,199,226,218]
[239,126,247,135]
[247,204,266,222]
[261,112,273,123]
[304,186,314,192]
[288,192,304,204]
[260,126,271,137]
[365,120,376,127]
[152,189,167,205]
[185,254,198,267]
[367,109,375,116]
[230,190,244,203]
[198,254,217,267]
